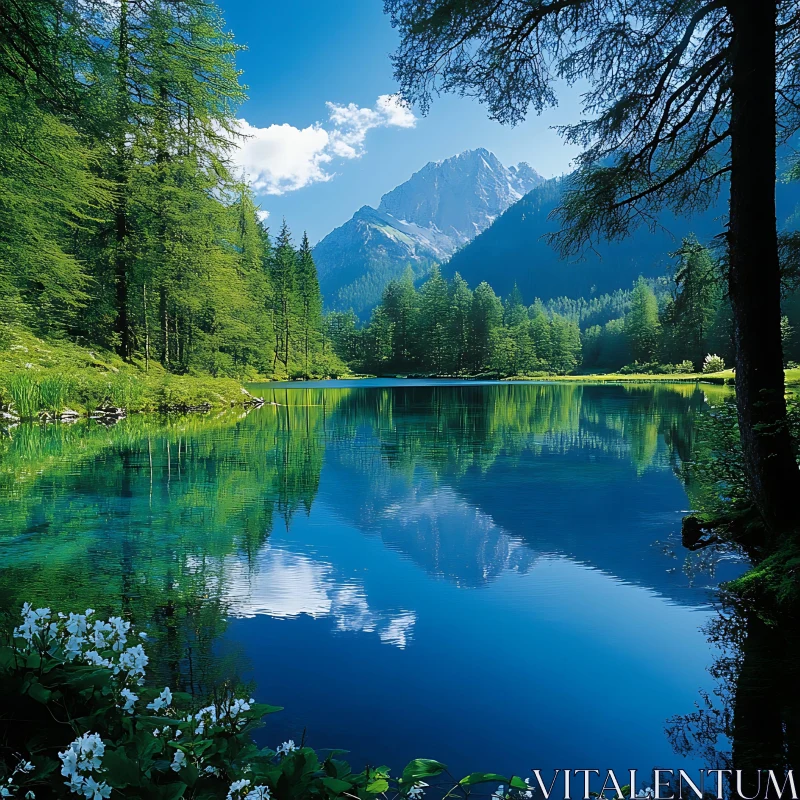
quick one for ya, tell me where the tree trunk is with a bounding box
[160,286,169,367]
[143,283,150,372]
[113,0,131,360]
[728,0,799,536]
[114,194,130,358]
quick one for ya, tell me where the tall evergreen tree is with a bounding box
[665,237,722,369]
[447,272,473,373]
[625,278,661,363]
[296,232,323,375]
[468,282,503,373]
[270,220,298,375]
[382,267,419,371]
[503,284,527,327]
[418,265,450,373]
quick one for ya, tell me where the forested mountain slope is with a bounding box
[445,176,800,302]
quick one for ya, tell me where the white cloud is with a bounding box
[256,209,270,222]
[231,94,415,197]
[326,94,416,159]
[220,546,416,648]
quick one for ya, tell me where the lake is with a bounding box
[0,380,742,785]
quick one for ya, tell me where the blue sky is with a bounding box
[218,0,584,243]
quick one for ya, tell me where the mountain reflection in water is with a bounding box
[1,380,755,783]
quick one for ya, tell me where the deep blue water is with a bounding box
[0,380,740,787]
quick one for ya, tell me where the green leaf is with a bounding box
[251,703,284,716]
[25,653,42,670]
[366,779,390,794]
[64,667,112,690]
[103,748,141,788]
[322,777,355,794]
[26,680,52,704]
[156,781,188,800]
[179,762,199,788]
[401,760,446,784]
[325,758,352,779]
[509,777,529,791]
[0,646,17,671]
[134,728,164,760]
[459,774,508,787]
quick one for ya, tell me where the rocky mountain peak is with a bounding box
[313,149,543,316]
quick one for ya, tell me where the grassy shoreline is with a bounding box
[504,370,736,384]
[0,327,261,420]
[5,326,800,421]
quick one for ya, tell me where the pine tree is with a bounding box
[666,237,722,369]
[528,300,553,370]
[418,265,450,374]
[271,220,298,375]
[296,233,323,376]
[447,273,473,374]
[625,278,661,364]
[549,316,582,374]
[504,284,527,326]
[382,267,419,371]
[468,282,503,373]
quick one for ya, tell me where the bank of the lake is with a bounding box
[0,327,282,419]
[6,324,798,423]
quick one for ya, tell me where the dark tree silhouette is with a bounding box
[385,0,800,535]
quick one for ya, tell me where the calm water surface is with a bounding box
[0,381,741,782]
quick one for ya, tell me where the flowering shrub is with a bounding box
[0,604,534,800]
[702,354,725,374]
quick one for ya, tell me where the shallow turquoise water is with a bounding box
[0,381,739,783]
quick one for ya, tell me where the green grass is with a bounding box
[504,369,736,384]
[0,326,258,419]
[7,372,40,418]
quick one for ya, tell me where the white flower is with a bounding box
[65,635,86,661]
[245,787,271,800]
[81,776,111,799]
[153,729,161,737]
[194,704,218,736]
[83,651,112,669]
[229,697,251,717]
[14,761,34,775]
[408,781,428,799]
[91,621,111,649]
[116,644,148,682]
[147,687,173,712]
[276,740,297,756]
[60,747,79,777]
[25,792,36,799]
[120,688,138,713]
[227,780,252,800]
[59,733,108,798]
[204,766,221,776]
[65,612,89,636]
[170,750,187,773]
[15,604,52,644]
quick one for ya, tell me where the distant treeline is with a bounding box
[326,238,799,376]
[1,0,340,379]
[326,267,583,376]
